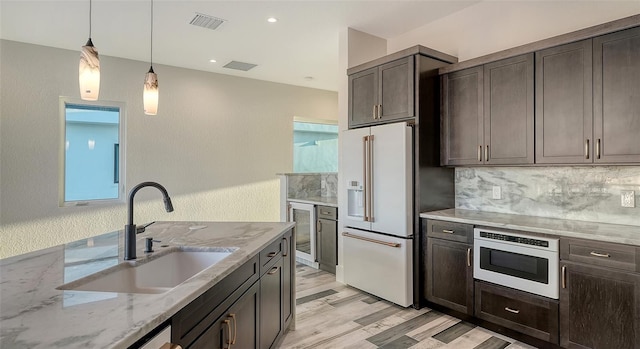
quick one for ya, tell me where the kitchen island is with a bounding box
[0,221,295,349]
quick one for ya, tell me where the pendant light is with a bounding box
[79,0,100,101]
[143,0,158,115]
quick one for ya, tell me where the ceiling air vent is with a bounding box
[189,13,226,31]
[223,61,258,71]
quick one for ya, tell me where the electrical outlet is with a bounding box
[621,190,635,208]
[492,186,502,200]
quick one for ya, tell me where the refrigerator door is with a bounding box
[342,127,371,231]
[370,122,413,237]
[343,227,413,307]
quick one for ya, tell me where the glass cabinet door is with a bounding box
[288,202,316,263]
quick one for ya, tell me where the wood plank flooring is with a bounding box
[279,264,538,349]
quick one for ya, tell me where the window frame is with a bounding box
[58,97,127,207]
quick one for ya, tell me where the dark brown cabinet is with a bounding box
[317,205,337,274]
[535,40,593,164]
[560,237,640,349]
[424,219,474,315]
[442,54,533,166]
[593,26,640,163]
[172,229,294,349]
[348,57,415,128]
[475,281,559,344]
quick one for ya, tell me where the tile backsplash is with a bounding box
[455,166,640,226]
[286,173,338,199]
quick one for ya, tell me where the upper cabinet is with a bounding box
[593,27,640,163]
[442,21,640,166]
[442,54,534,166]
[348,57,415,128]
[535,40,593,164]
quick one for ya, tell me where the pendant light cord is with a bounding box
[150,0,153,67]
[89,0,92,38]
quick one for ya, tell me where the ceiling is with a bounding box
[0,0,481,91]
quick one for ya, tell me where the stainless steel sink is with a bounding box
[58,247,234,294]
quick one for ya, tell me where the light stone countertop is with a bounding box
[0,221,295,349]
[420,209,640,246]
[288,196,338,207]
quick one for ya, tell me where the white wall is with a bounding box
[0,40,337,258]
[387,1,640,61]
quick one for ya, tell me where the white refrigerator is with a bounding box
[341,122,414,307]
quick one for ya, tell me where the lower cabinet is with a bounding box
[171,229,294,349]
[560,261,640,349]
[424,219,474,315]
[475,281,559,344]
[260,257,284,349]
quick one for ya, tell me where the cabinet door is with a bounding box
[317,218,337,274]
[189,282,259,349]
[484,54,534,164]
[282,230,294,327]
[260,257,284,349]
[536,40,593,164]
[441,66,484,165]
[560,261,640,349]
[378,57,415,122]
[426,238,473,315]
[349,67,378,128]
[593,27,640,163]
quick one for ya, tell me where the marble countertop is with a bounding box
[288,196,338,207]
[0,221,295,349]
[420,209,640,247]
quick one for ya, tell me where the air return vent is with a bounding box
[189,13,226,31]
[223,61,258,71]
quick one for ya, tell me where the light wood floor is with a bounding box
[279,264,538,349]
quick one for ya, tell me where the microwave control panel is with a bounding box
[478,231,549,247]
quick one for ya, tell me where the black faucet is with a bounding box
[124,182,174,260]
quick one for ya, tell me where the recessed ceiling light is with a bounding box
[209,59,217,63]
[267,17,277,23]
[304,76,314,81]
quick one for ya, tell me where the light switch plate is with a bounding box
[492,186,502,200]
[621,190,635,208]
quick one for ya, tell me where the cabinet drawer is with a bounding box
[260,237,283,275]
[560,238,639,272]
[425,219,473,243]
[317,206,337,220]
[475,281,559,344]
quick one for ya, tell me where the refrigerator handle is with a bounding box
[362,135,369,222]
[368,134,374,222]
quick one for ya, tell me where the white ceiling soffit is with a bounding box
[0,0,482,91]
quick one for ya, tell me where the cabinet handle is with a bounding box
[321,211,331,215]
[286,203,292,222]
[562,265,567,289]
[442,229,454,234]
[378,104,382,118]
[229,313,237,345]
[223,319,232,348]
[590,251,610,258]
[485,145,489,162]
[504,307,520,314]
[596,139,601,159]
[372,105,377,119]
[267,252,278,258]
[478,145,482,161]
[585,139,590,159]
[268,266,280,275]
[317,220,322,232]
[467,248,471,267]
[282,237,289,257]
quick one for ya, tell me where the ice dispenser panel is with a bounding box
[347,180,364,219]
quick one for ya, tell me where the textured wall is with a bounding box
[456,167,640,226]
[0,40,337,258]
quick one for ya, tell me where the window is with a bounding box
[293,117,338,173]
[59,97,125,205]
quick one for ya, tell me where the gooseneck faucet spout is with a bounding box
[124,181,174,260]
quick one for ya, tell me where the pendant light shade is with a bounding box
[143,0,158,115]
[79,0,100,101]
[144,67,158,115]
